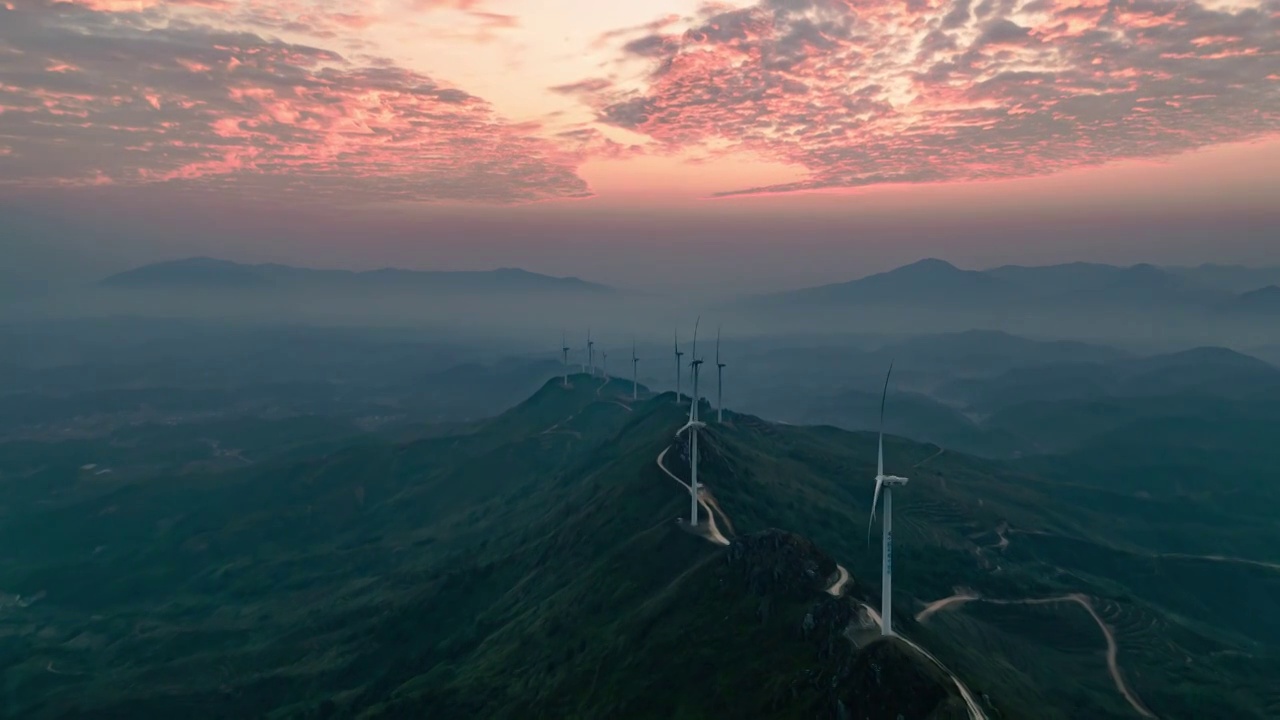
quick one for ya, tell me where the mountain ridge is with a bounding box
[101,257,613,294]
[5,373,1279,718]
[747,259,1276,313]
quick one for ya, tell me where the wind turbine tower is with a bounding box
[716,327,727,423]
[673,328,684,403]
[602,351,609,380]
[677,318,706,526]
[631,341,640,400]
[561,332,570,387]
[587,329,595,377]
[866,362,909,636]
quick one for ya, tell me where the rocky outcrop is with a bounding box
[725,529,838,600]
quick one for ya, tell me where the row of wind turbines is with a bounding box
[559,325,729,414]
[558,322,909,638]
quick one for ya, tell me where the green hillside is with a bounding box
[3,374,1278,719]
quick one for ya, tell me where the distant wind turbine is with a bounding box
[602,350,608,380]
[676,317,706,526]
[716,326,726,423]
[673,328,684,403]
[587,329,595,377]
[867,362,909,637]
[561,332,570,387]
[631,340,640,400]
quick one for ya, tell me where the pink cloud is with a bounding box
[0,0,589,203]
[573,0,1280,196]
[61,0,231,9]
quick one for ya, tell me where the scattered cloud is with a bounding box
[0,0,589,203]
[549,78,615,96]
[572,0,1280,195]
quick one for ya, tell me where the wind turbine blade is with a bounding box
[716,326,721,365]
[878,361,894,478]
[878,432,884,479]
[867,477,883,545]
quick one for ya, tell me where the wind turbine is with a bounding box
[602,350,609,380]
[631,340,640,400]
[676,318,705,526]
[715,326,726,423]
[587,329,595,377]
[561,332,570,387]
[673,328,684,403]
[867,362,909,637]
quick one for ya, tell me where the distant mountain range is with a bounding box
[101,257,612,294]
[1222,285,1280,315]
[749,259,1280,314]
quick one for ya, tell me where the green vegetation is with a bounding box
[3,371,1279,719]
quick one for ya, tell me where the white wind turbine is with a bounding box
[602,350,609,380]
[561,332,570,387]
[631,340,640,400]
[867,362,909,637]
[587,329,595,377]
[715,326,726,423]
[673,328,685,403]
[676,317,706,526]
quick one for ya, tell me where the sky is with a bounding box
[1,0,1278,291]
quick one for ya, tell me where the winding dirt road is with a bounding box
[654,439,981,718]
[656,446,730,546]
[914,446,946,468]
[1156,553,1280,573]
[540,382,633,437]
[916,592,981,623]
[656,446,855,600]
[826,565,850,596]
[857,602,988,720]
[915,592,1156,718]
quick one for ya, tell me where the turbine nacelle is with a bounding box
[876,474,910,486]
[676,420,706,437]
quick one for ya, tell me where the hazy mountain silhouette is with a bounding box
[1168,263,1280,293]
[752,259,1250,310]
[101,257,613,294]
[1219,285,1280,315]
[752,258,1012,306]
[937,345,1280,426]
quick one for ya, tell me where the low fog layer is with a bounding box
[3,257,1279,352]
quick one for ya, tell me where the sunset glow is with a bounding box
[1,0,1276,207]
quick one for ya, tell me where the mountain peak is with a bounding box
[726,528,841,599]
[898,257,961,272]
